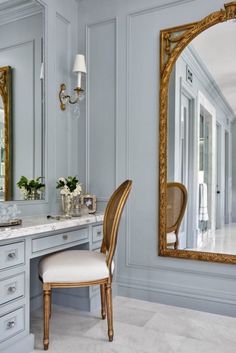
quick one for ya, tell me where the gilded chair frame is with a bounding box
[41,180,132,350]
[159,2,236,264]
[0,66,11,201]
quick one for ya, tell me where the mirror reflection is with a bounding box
[167,21,236,255]
[0,0,45,201]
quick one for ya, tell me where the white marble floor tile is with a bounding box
[176,336,235,353]
[83,320,185,353]
[31,296,236,353]
[113,304,155,326]
[145,303,236,345]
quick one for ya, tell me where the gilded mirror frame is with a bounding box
[159,2,236,264]
[0,66,11,201]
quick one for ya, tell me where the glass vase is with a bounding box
[61,194,82,217]
[26,189,41,200]
[61,194,73,216]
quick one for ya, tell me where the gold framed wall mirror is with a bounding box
[0,66,11,201]
[159,2,236,264]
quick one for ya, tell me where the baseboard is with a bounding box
[116,276,236,317]
[1,334,34,353]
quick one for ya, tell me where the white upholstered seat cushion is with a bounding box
[167,232,176,244]
[39,250,112,283]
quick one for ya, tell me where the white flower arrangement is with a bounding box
[20,186,29,199]
[56,176,82,198]
[17,176,45,200]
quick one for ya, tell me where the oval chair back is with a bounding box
[101,180,132,272]
[166,182,187,249]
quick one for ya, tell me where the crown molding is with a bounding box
[0,0,43,27]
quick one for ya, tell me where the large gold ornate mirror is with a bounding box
[0,66,11,201]
[159,2,236,264]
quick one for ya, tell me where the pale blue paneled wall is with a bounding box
[78,0,236,316]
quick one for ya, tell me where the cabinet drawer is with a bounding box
[0,242,25,271]
[32,228,89,253]
[92,225,103,243]
[0,307,25,343]
[0,273,25,306]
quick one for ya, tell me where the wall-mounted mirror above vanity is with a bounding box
[0,0,45,202]
[159,2,236,264]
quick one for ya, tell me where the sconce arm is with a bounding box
[59,84,85,111]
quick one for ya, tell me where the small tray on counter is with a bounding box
[0,219,22,227]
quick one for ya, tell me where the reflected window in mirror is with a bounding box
[0,0,45,201]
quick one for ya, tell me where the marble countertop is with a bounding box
[0,213,104,242]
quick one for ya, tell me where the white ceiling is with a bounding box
[191,20,236,116]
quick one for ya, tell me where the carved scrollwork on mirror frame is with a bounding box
[0,66,11,201]
[159,2,236,264]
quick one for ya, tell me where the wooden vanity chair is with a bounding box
[166,182,187,249]
[38,180,132,350]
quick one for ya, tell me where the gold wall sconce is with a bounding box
[59,54,86,116]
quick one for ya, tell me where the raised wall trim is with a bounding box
[55,11,71,180]
[127,0,196,18]
[85,18,117,199]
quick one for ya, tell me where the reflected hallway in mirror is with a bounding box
[167,21,236,255]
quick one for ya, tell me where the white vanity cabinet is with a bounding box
[0,239,28,353]
[0,214,103,353]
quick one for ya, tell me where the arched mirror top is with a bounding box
[160,2,236,77]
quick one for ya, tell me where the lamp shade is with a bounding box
[73,54,86,73]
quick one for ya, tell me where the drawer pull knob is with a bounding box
[8,252,16,259]
[63,234,68,240]
[97,231,102,235]
[7,320,15,329]
[8,286,17,294]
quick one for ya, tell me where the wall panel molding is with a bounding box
[127,0,196,18]
[86,18,117,199]
[55,11,71,179]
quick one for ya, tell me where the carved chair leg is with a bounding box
[43,286,51,350]
[105,283,114,342]
[49,291,52,319]
[100,284,106,319]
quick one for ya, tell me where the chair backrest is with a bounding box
[101,180,132,270]
[166,182,187,235]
